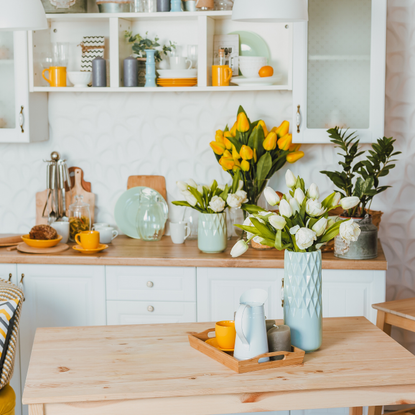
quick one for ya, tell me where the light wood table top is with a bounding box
[23,317,415,415]
[0,235,388,270]
[373,298,415,322]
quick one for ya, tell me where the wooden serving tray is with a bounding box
[188,328,305,374]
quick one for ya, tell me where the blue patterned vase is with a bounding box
[198,213,227,253]
[144,49,156,87]
[284,250,322,353]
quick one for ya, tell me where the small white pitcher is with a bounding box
[234,289,269,362]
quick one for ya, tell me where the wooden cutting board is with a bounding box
[0,235,22,247]
[17,243,69,254]
[127,175,167,202]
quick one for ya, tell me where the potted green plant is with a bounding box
[320,127,400,259]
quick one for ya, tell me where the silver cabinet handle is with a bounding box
[19,106,24,133]
[281,278,285,307]
[147,281,154,288]
[147,305,154,312]
[296,105,301,133]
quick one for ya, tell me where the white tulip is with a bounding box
[230,240,249,258]
[182,190,197,207]
[187,179,197,188]
[339,219,361,242]
[289,198,301,214]
[176,181,188,192]
[264,187,280,207]
[237,180,244,191]
[332,192,341,207]
[279,199,293,218]
[294,188,305,205]
[209,196,225,212]
[327,216,337,228]
[197,185,204,194]
[306,199,326,217]
[316,242,326,250]
[227,193,244,209]
[296,227,317,250]
[312,217,328,237]
[289,225,300,235]
[284,192,293,201]
[269,214,286,230]
[253,236,265,245]
[285,169,297,188]
[340,196,360,210]
[235,190,248,204]
[307,183,320,200]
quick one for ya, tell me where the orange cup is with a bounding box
[42,66,67,87]
[215,320,236,349]
[75,231,99,249]
[212,65,232,87]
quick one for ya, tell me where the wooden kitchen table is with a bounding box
[23,317,415,415]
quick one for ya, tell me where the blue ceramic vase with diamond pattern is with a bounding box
[284,250,322,353]
[198,213,227,253]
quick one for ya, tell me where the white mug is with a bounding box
[93,222,109,229]
[51,221,70,244]
[170,56,192,70]
[170,222,190,244]
[96,227,118,244]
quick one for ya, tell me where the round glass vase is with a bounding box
[283,250,322,353]
[198,212,227,253]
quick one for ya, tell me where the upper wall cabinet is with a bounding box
[0,31,48,143]
[292,0,387,143]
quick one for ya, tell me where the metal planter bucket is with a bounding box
[41,0,87,13]
[334,215,378,260]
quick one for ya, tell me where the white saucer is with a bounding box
[230,75,281,86]
[157,69,198,79]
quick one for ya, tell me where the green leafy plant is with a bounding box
[320,127,401,217]
[124,31,176,63]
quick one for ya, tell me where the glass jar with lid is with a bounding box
[68,195,91,241]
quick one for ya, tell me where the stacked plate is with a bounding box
[157,69,198,88]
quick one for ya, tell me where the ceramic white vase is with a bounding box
[198,213,227,253]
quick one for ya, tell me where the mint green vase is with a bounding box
[198,213,227,253]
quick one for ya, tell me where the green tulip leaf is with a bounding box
[250,217,276,240]
[256,153,272,185]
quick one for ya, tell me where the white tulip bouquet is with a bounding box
[173,172,248,214]
[231,170,362,257]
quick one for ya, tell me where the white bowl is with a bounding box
[238,56,268,78]
[68,71,92,88]
[157,69,198,79]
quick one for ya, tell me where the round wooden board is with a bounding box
[17,243,69,254]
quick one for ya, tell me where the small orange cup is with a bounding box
[212,65,232,87]
[215,320,236,349]
[42,66,67,87]
[75,231,99,249]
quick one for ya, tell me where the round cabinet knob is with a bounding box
[147,305,154,312]
[147,281,154,288]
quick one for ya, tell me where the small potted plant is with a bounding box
[320,127,400,259]
[173,172,247,254]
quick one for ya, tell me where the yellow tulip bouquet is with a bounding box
[210,106,304,207]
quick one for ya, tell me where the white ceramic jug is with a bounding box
[234,289,269,362]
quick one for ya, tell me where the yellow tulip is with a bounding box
[215,130,224,145]
[236,112,250,133]
[219,157,235,171]
[232,145,241,160]
[263,131,277,151]
[241,160,250,171]
[223,149,232,158]
[275,120,290,138]
[232,165,241,173]
[223,131,233,149]
[289,143,301,152]
[278,133,292,151]
[257,120,268,137]
[233,158,241,168]
[230,122,237,137]
[210,141,225,155]
[240,145,253,160]
[287,151,305,163]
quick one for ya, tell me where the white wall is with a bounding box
[0,0,413,348]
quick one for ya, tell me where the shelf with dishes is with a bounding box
[28,14,292,92]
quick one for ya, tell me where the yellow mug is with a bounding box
[215,320,236,349]
[75,231,100,250]
[212,65,233,87]
[42,66,67,87]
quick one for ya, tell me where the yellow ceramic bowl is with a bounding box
[21,234,62,248]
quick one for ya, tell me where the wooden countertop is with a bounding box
[0,235,387,270]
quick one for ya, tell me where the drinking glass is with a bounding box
[187,45,198,68]
[144,0,156,12]
[51,43,69,67]
[131,0,144,11]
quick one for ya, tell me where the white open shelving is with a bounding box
[28,11,293,93]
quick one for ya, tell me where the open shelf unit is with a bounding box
[28,11,292,93]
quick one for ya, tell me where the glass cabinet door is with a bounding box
[292,0,387,143]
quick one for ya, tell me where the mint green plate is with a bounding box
[228,31,271,60]
[114,187,168,239]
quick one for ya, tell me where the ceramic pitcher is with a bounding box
[234,289,269,362]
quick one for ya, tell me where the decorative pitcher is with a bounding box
[136,192,166,241]
[234,289,269,362]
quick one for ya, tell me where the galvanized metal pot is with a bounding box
[41,0,86,13]
[334,215,378,260]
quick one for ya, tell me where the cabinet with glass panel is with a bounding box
[0,31,48,143]
[292,0,387,143]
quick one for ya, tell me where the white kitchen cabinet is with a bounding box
[292,0,387,143]
[0,31,47,143]
[0,264,16,283]
[17,264,106,415]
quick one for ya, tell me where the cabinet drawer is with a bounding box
[106,266,196,302]
[106,301,197,325]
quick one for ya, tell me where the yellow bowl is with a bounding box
[21,234,62,248]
